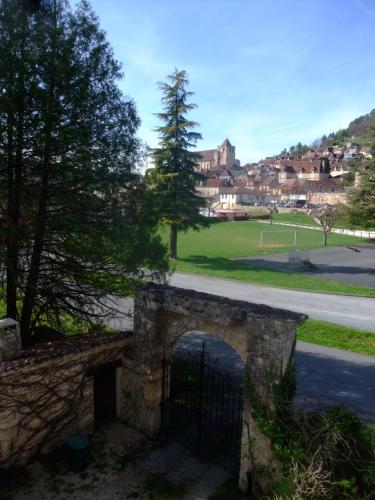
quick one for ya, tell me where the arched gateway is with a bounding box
[125,284,306,493]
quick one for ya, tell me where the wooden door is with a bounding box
[94,364,117,428]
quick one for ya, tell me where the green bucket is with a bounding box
[65,433,89,473]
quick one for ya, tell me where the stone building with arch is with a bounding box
[0,284,306,495]
[127,284,306,493]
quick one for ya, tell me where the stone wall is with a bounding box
[0,284,307,496]
[0,319,21,362]
[307,191,347,205]
[0,332,131,467]
[129,284,307,493]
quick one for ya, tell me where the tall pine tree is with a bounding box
[149,69,208,259]
[0,0,168,345]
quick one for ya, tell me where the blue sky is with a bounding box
[84,0,375,163]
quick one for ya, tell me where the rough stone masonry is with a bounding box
[0,284,306,494]
[129,284,307,492]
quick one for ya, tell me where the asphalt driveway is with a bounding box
[233,244,375,288]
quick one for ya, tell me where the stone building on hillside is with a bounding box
[216,186,266,209]
[198,178,229,198]
[301,150,319,160]
[329,160,350,178]
[196,138,239,171]
[279,178,347,206]
[277,159,331,183]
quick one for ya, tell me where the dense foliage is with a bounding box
[148,69,209,259]
[349,162,375,228]
[349,113,375,228]
[280,142,309,158]
[246,366,375,499]
[272,406,375,499]
[0,0,168,345]
[321,109,375,147]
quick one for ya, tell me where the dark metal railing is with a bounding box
[161,343,244,474]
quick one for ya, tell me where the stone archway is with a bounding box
[164,330,245,474]
[174,329,245,384]
[124,284,306,493]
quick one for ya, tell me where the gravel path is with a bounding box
[1,423,229,500]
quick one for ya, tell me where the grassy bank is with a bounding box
[297,319,375,356]
[164,221,375,296]
[273,211,319,226]
[168,220,358,258]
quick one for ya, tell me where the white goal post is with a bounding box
[260,229,298,249]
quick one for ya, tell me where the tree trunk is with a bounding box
[323,231,328,246]
[170,224,178,260]
[20,2,56,344]
[6,107,18,320]
[20,166,49,344]
[5,29,25,321]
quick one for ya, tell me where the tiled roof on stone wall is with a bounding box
[0,331,132,372]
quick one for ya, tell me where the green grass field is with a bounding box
[297,319,375,356]
[273,212,319,226]
[164,221,375,296]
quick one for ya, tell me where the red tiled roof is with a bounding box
[0,332,131,373]
[205,178,227,187]
[278,159,330,174]
[281,179,344,194]
[219,186,264,195]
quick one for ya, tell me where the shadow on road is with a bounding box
[234,243,375,288]
[178,255,294,276]
[295,349,375,421]
[174,331,375,422]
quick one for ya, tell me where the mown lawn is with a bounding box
[163,221,375,296]
[169,220,360,258]
[298,319,375,356]
[273,211,319,226]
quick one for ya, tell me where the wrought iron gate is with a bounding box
[161,344,244,473]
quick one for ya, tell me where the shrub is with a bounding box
[271,406,375,499]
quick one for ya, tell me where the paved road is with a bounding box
[234,243,375,288]
[176,332,375,422]
[296,341,375,421]
[169,273,375,332]
[108,273,375,419]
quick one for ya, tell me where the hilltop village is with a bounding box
[196,138,372,214]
